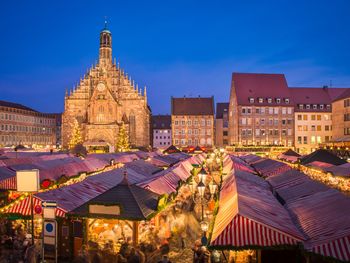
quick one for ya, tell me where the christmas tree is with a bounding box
[68,119,83,150]
[116,121,130,152]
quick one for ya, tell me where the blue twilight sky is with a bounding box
[1,0,350,114]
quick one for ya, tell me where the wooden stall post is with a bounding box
[257,249,262,263]
[132,221,139,246]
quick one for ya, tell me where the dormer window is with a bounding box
[285,98,290,104]
[267,98,272,104]
[258,98,263,103]
[306,104,310,109]
[320,105,324,110]
[299,104,304,109]
[326,104,331,109]
[249,98,254,104]
[313,104,317,110]
[276,98,281,104]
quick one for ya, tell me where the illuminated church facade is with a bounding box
[62,24,150,151]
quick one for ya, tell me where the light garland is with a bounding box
[275,158,350,194]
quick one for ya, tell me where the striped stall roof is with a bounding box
[210,167,304,249]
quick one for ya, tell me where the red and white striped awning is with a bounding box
[210,163,304,249]
[0,176,16,190]
[211,215,300,247]
[312,236,350,262]
[4,196,66,217]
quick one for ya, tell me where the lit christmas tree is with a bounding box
[116,121,130,152]
[68,119,83,150]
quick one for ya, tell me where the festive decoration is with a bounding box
[115,121,130,152]
[68,118,83,150]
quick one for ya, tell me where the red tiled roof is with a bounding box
[171,97,214,116]
[216,102,229,119]
[333,88,350,102]
[232,73,292,106]
[0,100,37,112]
[152,115,171,129]
[289,87,331,105]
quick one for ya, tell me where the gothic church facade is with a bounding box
[62,25,150,150]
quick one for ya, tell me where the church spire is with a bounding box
[99,20,112,66]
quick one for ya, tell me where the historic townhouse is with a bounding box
[0,100,57,148]
[228,73,294,146]
[215,103,229,147]
[332,89,350,145]
[151,115,172,149]
[290,87,346,154]
[171,97,214,148]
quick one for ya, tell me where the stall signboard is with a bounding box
[43,219,57,262]
[89,204,120,215]
[43,201,57,219]
[16,169,39,192]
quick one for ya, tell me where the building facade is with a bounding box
[171,97,214,148]
[228,73,294,146]
[151,115,172,149]
[0,100,56,148]
[62,25,150,151]
[332,89,350,143]
[215,103,229,147]
[291,87,346,154]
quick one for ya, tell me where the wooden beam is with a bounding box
[132,221,139,246]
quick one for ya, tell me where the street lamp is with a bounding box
[189,167,218,246]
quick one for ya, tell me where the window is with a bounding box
[267,98,272,103]
[325,136,330,142]
[255,129,260,136]
[326,104,331,110]
[261,129,266,136]
[241,118,247,125]
[285,98,290,104]
[249,98,254,103]
[274,119,278,125]
[317,125,321,131]
[187,120,192,125]
[297,115,302,121]
[317,136,322,143]
[287,108,292,114]
[260,119,265,125]
[303,115,308,121]
[317,115,321,121]
[282,119,286,125]
[206,120,211,126]
[299,104,304,109]
[311,125,316,131]
[274,107,279,114]
[181,120,185,126]
[194,120,198,126]
[223,131,228,136]
[306,104,310,109]
[269,118,273,125]
[311,136,316,144]
[320,105,324,110]
[188,129,192,135]
[255,108,260,114]
[325,125,330,131]
[287,128,292,136]
[282,129,287,136]
[201,119,205,126]
[297,125,302,131]
[269,107,273,114]
[303,125,308,131]
[258,98,263,103]
[174,121,179,126]
[313,104,317,110]
[303,136,307,144]
[324,114,330,121]
[297,136,302,144]
[276,98,281,104]
[311,115,316,121]
[207,129,211,135]
[282,108,286,114]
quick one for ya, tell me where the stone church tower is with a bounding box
[62,24,150,151]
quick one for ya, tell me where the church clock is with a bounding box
[97,82,106,92]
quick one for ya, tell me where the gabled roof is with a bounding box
[152,115,171,129]
[171,97,214,116]
[283,149,301,157]
[0,100,37,112]
[232,73,292,106]
[70,176,159,220]
[216,102,229,119]
[289,87,349,111]
[163,145,181,154]
[300,149,347,166]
